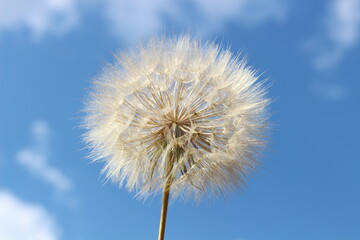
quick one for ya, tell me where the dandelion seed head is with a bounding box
[83,36,269,200]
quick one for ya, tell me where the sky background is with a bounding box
[0,0,359,239]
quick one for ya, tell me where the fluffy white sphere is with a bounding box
[83,36,269,200]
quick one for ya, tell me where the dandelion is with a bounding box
[83,36,269,240]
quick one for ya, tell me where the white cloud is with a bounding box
[102,0,288,44]
[102,0,171,44]
[0,0,78,40]
[309,82,346,101]
[0,0,288,43]
[0,191,59,240]
[307,0,360,70]
[16,120,73,193]
[191,0,287,27]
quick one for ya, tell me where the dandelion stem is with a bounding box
[158,152,175,240]
[158,181,171,240]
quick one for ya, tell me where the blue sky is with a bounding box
[0,0,359,239]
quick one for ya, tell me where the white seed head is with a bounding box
[83,36,269,201]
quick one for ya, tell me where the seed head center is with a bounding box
[164,109,192,139]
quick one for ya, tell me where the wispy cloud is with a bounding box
[0,190,59,240]
[16,120,73,194]
[102,0,288,43]
[0,0,288,43]
[0,0,78,40]
[189,0,287,29]
[306,0,360,70]
[102,0,171,44]
[309,81,347,101]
